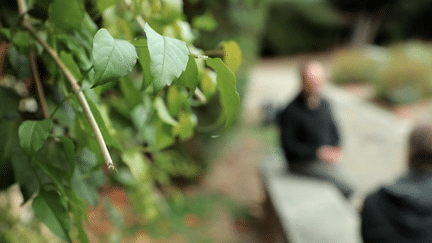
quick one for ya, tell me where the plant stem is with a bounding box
[18,0,116,171]
[17,0,49,118]
[29,52,49,118]
[204,50,224,56]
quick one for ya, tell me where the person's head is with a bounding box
[300,61,327,97]
[408,124,432,172]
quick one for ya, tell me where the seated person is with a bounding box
[361,123,432,243]
[276,60,357,198]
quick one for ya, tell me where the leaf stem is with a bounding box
[19,19,116,171]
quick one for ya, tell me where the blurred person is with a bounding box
[276,60,357,198]
[361,124,432,243]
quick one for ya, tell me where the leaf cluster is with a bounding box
[0,0,242,241]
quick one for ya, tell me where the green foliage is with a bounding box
[206,58,240,129]
[92,28,138,87]
[49,0,83,32]
[332,42,432,104]
[33,190,72,242]
[175,54,199,96]
[18,119,53,157]
[0,0,242,241]
[144,23,189,93]
[223,41,242,73]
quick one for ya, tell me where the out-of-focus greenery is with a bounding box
[0,188,61,243]
[331,41,432,104]
[263,0,345,55]
[331,47,387,85]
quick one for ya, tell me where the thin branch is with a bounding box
[18,1,116,171]
[17,0,49,118]
[29,52,49,118]
[204,50,224,56]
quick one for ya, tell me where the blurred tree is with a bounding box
[330,0,397,47]
[262,0,345,55]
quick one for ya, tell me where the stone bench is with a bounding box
[259,149,362,243]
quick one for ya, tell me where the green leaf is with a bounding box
[57,35,93,69]
[96,0,116,12]
[0,87,20,119]
[200,69,217,99]
[223,41,242,73]
[0,121,20,162]
[173,111,197,141]
[205,58,240,129]
[34,138,74,189]
[0,27,11,40]
[144,23,189,93]
[50,0,83,32]
[167,86,187,117]
[65,188,89,243]
[192,13,218,32]
[33,190,72,242]
[154,97,178,126]
[8,46,32,79]
[121,148,150,182]
[72,147,105,205]
[58,136,76,180]
[155,120,175,149]
[174,54,199,96]
[0,159,14,191]
[18,119,53,157]
[131,102,151,133]
[12,153,41,202]
[11,31,32,52]
[92,28,138,87]
[86,98,122,150]
[60,51,82,81]
[119,76,141,110]
[133,39,153,91]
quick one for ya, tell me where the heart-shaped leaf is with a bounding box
[18,119,53,157]
[145,23,189,93]
[92,29,138,87]
[206,58,240,129]
[33,190,72,242]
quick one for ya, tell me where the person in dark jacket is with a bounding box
[277,60,357,198]
[361,124,432,243]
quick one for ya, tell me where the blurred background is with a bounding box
[2,0,432,242]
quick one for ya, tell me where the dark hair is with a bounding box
[408,124,432,172]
